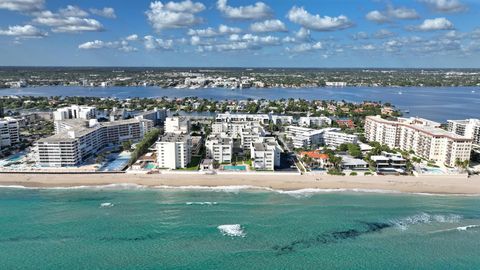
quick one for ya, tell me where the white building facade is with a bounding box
[205,135,233,163]
[299,116,332,127]
[53,105,97,121]
[164,117,190,134]
[285,126,358,149]
[36,116,154,167]
[447,119,480,146]
[156,133,192,169]
[250,138,282,171]
[365,115,472,167]
[0,117,20,149]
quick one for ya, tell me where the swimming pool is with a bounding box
[0,151,28,167]
[223,165,247,171]
[421,167,445,175]
[99,152,131,172]
[145,163,156,170]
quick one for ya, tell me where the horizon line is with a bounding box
[1,66,480,70]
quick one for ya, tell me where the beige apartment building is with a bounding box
[365,116,472,167]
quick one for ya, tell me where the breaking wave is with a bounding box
[100,202,114,208]
[1,184,478,197]
[456,225,480,231]
[389,213,462,230]
[186,202,218,206]
[217,224,246,237]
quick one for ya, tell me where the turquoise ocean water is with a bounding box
[1,185,479,269]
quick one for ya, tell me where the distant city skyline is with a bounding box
[1,0,480,67]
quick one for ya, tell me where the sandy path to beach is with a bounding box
[0,173,479,195]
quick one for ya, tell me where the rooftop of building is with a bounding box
[207,134,232,144]
[253,141,278,151]
[411,124,468,139]
[300,151,329,160]
[158,132,190,143]
[448,119,480,125]
[39,118,147,143]
[338,155,369,166]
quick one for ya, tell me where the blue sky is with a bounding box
[1,0,480,67]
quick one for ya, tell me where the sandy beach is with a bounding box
[0,172,479,195]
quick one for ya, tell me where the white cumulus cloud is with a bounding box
[218,24,242,34]
[366,10,389,23]
[250,19,287,32]
[0,0,44,12]
[78,36,139,52]
[414,17,454,31]
[387,5,419,20]
[287,6,353,31]
[287,42,323,53]
[420,0,467,13]
[144,35,174,50]
[32,8,104,33]
[188,24,242,37]
[146,0,205,33]
[90,7,116,19]
[216,0,272,20]
[126,34,139,41]
[366,5,419,24]
[0,24,47,37]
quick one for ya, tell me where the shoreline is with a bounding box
[0,173,479,195]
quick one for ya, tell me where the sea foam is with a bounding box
[1,184,479,197]
[217,224,246,237]
[456,225,480,231]
[390,213,462,230]
[186,202,218,206]
[100,202,114,208]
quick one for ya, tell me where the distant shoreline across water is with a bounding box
[1,86,479,122]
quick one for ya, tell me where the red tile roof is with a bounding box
[301,151,329,160]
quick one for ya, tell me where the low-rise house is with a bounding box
[200,159,214,171]
[336,119,355,129]
[339,155,369,171]
[300,151,330,169]
[370,152,407,173]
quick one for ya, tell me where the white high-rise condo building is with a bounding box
[136,108,167,126]
[285,126,358,149]
[156,133,192,169]
[205,135,233,163]
[216,113,270,124]
[365,115,472,167]
[447,119,480,146]
[164,117,190,134]
[53,105,97,121]
[36,114,155,167]
[0,117,20,149]
[250,138,282,171]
